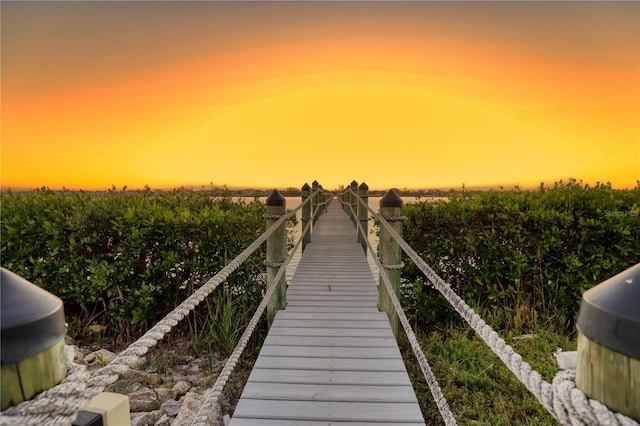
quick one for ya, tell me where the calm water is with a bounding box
[235,196,444,281]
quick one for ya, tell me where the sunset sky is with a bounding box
[2,1,638,191]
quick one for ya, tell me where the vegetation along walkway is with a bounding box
[230,201,425,425]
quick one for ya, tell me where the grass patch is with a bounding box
[400,324,576,425]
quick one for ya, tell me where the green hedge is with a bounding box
[1,187,267,338]
[401,180,640,332]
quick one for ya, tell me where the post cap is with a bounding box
[1,268,66,364]
[350,180,358,188]
[577,262,640,358]
[266,189,285,206]
[380,189,403,208]
[359,182,369,191]
[302,183,310,191]
[312,180,319,188]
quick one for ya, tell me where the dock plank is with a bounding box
[263,335,398,347]
[254,356,408,371]
[247,369,413,386]
[240,382,419,402]
[259,345,401,358]
[230,420,425,426]
[267,327,395,338]
[232,400,424,423]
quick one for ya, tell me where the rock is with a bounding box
[154,387,176,403]
[130,413,147,426]
[172,390,204,426]
[65,344,85,362]
[172,380,191,396]
[130,410,163,426]
[184,363,201,374]
[129,387,161,412]
[172,372,187,382]
[104,379,135,395]
[83,348,117,365]
[184,374,207,387]
[555,350,578,370]
[154,414,171,426]
[161,399,182,417]
[123,369,163,386]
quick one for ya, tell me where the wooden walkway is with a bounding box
[230,201,425,425]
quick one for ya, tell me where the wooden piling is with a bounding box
[265,190,287,328]
[1,268,67,410]
[349,180,358,224]
[319,184,327,213]
[378,190,403,337]
[311,180,319,224]
[576,263,640,421]
[357,182,369,253]
[301,183,311,252]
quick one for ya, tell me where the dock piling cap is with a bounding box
[576,263,640,358]
[1,268,66,364]
[380,189,403,208]
[266,189,285,206]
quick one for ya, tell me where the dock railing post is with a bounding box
[311,180,319,224]
[575,263,640,422]
[357,182,369,253]
[301,183,311,252]
[319,185,327,213]
[349,180,358,225]
[265,190,287,328]
[343,184,348,213]
[378,189,404,337]
[1,268,67,410]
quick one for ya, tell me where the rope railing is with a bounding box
[191,207,315,425]
[345,188,639,426]
[0,190,319,426]
[337,195,457,426]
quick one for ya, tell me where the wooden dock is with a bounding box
[230,201,425,425]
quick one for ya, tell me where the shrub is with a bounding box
[401,180,639,333]
[1,187,267,338]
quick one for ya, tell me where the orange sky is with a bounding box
[2,1,638,191]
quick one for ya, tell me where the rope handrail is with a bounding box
[0,190,318,426]
[337,196,457,426]
[191,207,315,425]
[347,188,639,426]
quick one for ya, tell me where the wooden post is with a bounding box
[301,183,311,252]
[1,268,67,410]
[311,180,319,224]
[319,185,326,213]
[357,182,369,253]
[378,190,404,337]
[265,190,287,328]
[73,392,131,426]
[343,184,348,213]
[576,263,640,421]
[349,180,358,224]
